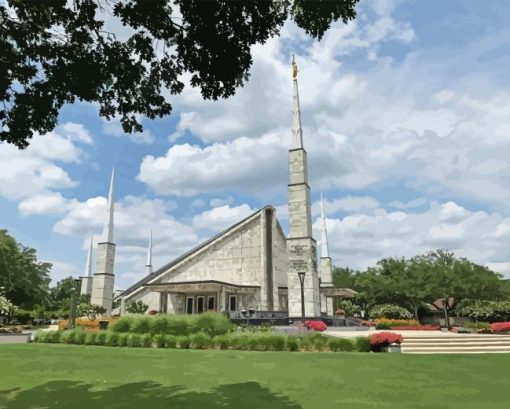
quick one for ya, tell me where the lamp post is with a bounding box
[298,271,306,319]
[68,278,81,330]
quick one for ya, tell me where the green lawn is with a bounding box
[0,344,509,409]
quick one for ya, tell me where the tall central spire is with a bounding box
[287,55,320,318]
[145,230,153,275]
[320,193,329,258]
[103,167,115,243]
[291,55,304,150]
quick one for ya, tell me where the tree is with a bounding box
[332,266,357,288]
[126,300,149,314]
[0,230,51,309]
[1,0,359,148]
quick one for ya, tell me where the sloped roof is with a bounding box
[115,205,277,300]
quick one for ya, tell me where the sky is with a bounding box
[2,0,510,290]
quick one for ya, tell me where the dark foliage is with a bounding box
[0,0,359,148]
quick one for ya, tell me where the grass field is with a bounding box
[1,344,509,409]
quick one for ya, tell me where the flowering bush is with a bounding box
[0,287,17,317]
[304,320,327,332]
[490,322,510,333]
[369,305,413,319]
[370,332,403,346]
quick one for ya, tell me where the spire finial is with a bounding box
[102,167,115,243]
[84,233,94,277]
[320,193,329,258]
[291,56,303,150]
[145,229,153,275]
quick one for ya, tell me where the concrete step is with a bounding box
[400,333,510,353]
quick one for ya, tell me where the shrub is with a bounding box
[150,316,170,335]
[312,334,328,351]
[213,335,230,350]
[85,332,98,345]
[192,312,234,336]
[264,334,286,351]
[61,330,79,344]
[141,333,153,347]
[228,334,249,350]
[166,335,178,348]
[126,300,149,314]
[168,317,191,336]
[190,332,212,349]
[354,336,371,352]
[74,331,87,345]
[285,336,300,351]
[369,305,413,320]
[105,332,120,347]
[40,330,61,344]
[110,317,133,333]
[304,320,327,332]
[327,337,354,352]
[491,322,510,332]
[95,331,107,346]
[127,333,143,347]
[299,336,313,351]
[131,317,151,334]
[177,335,190,349]
[155,334,167,348]
[118,333,130,347]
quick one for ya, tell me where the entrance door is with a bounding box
[196,296,205,314]
[207,296,216,311]
[228,295,237,313]
[186,296,194,314]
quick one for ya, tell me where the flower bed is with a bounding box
[304,320,327,332]
[490,322,510,333]
[58,317,117,330]
[360,320,376,327]
[389,325,440,331]
[374,318,419,329]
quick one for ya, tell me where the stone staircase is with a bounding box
[401,334,510,354]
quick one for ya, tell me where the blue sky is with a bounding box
[2,0,510,289]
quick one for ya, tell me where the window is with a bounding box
[207,296,215,311]
[196,296,205,314]
[186,297,194,314]
[229,295,237,312]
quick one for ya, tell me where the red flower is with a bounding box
[490,322,510,332]
[304,320,327,332]
[370,332,403,346]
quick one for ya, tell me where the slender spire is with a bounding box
[102,167,115,243]
[320,193,330,258]
[84,233,94,277]
[291,54,304,150]
[145,230,153,275]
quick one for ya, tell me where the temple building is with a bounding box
[84,58,356,318]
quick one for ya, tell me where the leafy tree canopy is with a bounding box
[0,0,359,148]
[0,229,51,308]
[126,300,149,314]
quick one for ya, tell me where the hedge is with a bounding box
[109,312,234,337]
[34,329,369,353]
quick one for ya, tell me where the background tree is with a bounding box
[0,230,51,309]
[1,0,359,148]
[332,266,357,289]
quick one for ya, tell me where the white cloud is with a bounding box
[192,204,255,233]
[102,117,155,144]
[313,200,510,278]
[209,197,234,207]
[18,192,74,217]
[0,122,91,201]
